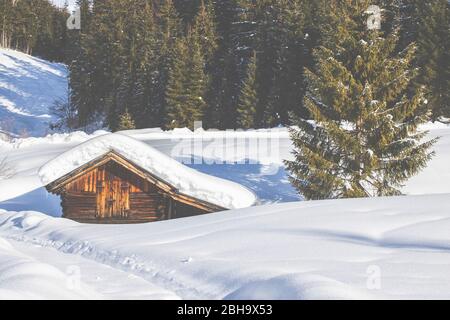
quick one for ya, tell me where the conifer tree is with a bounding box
[182,30,207,126]
[237,51,258,129]
[0,0,13,48]
[0,0,68,60]
[165,30,207,129]
[117,109,136,131]
[59,0,448,133]
[165,38,188,129]
[190,0,218,129]
[113,0,157,129]
[153,0,182,126]
[203,0,242,129]
[262,0,308,126]
[285,0,437,200]
[128,0,158,128]
[191,0,218,64]
[413,0,450,120]
[68,0,94,127]
[233,0,309,128]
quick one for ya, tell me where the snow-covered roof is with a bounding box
[38,133,257,210]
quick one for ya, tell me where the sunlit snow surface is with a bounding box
[0,49,68,137]
[1,194,450,299]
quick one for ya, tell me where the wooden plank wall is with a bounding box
[62,162,169,223]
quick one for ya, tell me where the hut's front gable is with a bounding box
[52,154,210,224]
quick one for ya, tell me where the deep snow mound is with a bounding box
[2,193,450,299]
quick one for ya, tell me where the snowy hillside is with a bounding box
[0,49,68,137]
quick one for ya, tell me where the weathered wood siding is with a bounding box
[60,160,207,224]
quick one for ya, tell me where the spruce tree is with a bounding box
[285,0,437,200]
[153,0,182,127]
[68,0,94,127]
[0,0,68,60]
[262,0,308,127]
[233,0,310,128]
[113,0,157,129]
[203,0,243,129]
[117,109,136,131]
[191,0,218,129]
[128,0,158,129]
[182,29,207,127]
[165,29,207,129]
[237,51,258,129]
[414,0,450,120]
[191,0,218,64]
[165,38,188,129]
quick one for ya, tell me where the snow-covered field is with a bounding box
[1,194,450,299]
[0,123,449,299]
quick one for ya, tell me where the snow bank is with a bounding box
[124,126,290,140]
[0,213,178,300]
[8,130,109,149]
[0,221,100,299]
[38,133,257,210]
[224,274,374,300]
[1,193,450,299]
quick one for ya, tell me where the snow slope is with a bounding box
[1,193,450,299]
[0,235,100,300]
[0,48,68,137]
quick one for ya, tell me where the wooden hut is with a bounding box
[40,134,256,224]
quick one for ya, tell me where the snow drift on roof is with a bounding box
[38,133,257,210]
